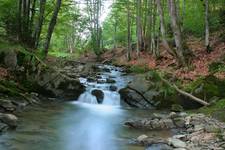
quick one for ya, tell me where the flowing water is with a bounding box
[0,65,172,150]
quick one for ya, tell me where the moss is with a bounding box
[209,61,225,73]
[185,75,225,102]
[198,99,225,122]
[128,65,149,74]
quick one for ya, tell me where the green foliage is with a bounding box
[199,99,225,121]
[185,75,225,101]
[128,65,149,74]
[209,62,225,73]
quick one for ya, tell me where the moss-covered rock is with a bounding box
[185,75,225,103]
[119,70,178,109]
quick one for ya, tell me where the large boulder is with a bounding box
[36,69,85,100]
[91,89,104,104]
[119,88,152,108]
[119,73,177,109]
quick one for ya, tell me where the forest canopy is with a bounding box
[0,0,224,64]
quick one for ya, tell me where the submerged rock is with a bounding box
[91,89,104,104]
[106,78,116,84]
[0,113,18,128]
[109,85,117,91]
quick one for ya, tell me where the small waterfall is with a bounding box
[102,91,120,106]
[77,64,131,106]
[78,91,98,104]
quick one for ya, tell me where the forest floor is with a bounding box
[79,32,225,82]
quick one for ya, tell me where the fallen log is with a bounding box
[161,78,210,106]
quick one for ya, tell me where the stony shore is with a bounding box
[125,112,225,150]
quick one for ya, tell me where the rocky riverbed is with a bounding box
[126,112,225,149]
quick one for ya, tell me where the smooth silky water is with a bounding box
[0,65,172,150]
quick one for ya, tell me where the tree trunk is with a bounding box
[205,0,210,52]
[127,0,132,61]
[113,17,117,49]
[168,0,187,66]
[34,0,46,49]
[136,0,142,56]
[43,0,62,58]
[29,0,37,34]
[18,0,22,40]
[156,0,175,56]
[151,0,156,53]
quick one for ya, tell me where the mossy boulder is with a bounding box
[119,71,178,109]
[185,75,225,103]
[35,68,85,100]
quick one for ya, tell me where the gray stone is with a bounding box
[109,85,117,91]
[151,119,161,129]
[194,124,204,132]
[163,119,175,129]
[0,99,16,111]
[37,70,85,100]
[173,117,185,128]
[106,78,116,84]
[137,134,148,142]
[0,122,8,132]
[168,138,187,148]
[0,113,18,128]
[169,112,178,119]
[91,89,104,104]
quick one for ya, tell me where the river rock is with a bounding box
[0,99,16,112]
[168,138,186,148]
[102,68,111,72]
[36,69,85,100]
[87,77,96,82]
[91,89,104,104]
[137,134,148,142]
[173,117,185,128]
[97,79,106,84]
[119,88,152,108]
[0,113,18,128]
[119,74,180,109]
[0,122,8,132]
[109,85,117,91]
[106,78,116,84]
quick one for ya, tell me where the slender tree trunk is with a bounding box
[168,0,187,66]
[34,0,46,49]
[43,0,62,58]
[156,0,174,56]
[113,17,117,49]
[146,0,152,52]
[30,0,37,33]
[127,0,131,61]
[151,0,156,53]
[205,0,210,52]
[18,0,22,40]
[181,0,185,30]
[136,0,142,56]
